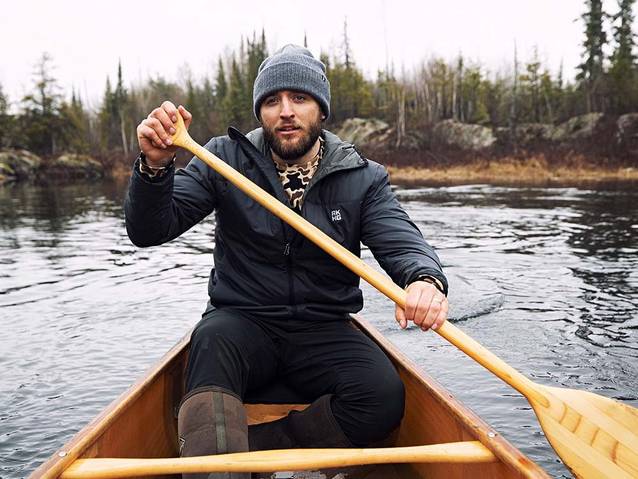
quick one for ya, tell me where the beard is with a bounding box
[263,115,323,162]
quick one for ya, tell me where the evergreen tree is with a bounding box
[427,59,454,121]
[609,0,637,112]
[223,55,248,129]
[59,89,90,153]
[215,57,228,105]
[21,52,64,155]
[460,66,488,124]
[183,68,202,140]
[200,76,216,135]
[98,76,118,151]
[244,31,268,126]
[0,83,11,148]
[577,0,608,112]
[453,55,464,121]
[342,18,352,69]
[519,47,542,122]
[246,29,268,88]
[114,60,130,154]
[483,74,508,127]
[326,22,374,123]
[212,57,228,134]
[0,83,7,116]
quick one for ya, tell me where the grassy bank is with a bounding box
[107,152,638,187]
[385,156,638,186]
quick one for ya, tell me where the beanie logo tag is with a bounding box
[331,209,342,222]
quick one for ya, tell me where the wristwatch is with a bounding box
[138,152,176,179]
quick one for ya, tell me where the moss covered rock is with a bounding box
[432,120,496,151]
[0,150,43,184]
[335,118,392,147]
[550,113,605,142]
[46,154,104,179]
[616,113,638,155]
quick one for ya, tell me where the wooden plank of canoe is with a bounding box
[30,317,550,479]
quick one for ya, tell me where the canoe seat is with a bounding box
[244,379,314,405]
[243,380,314,425]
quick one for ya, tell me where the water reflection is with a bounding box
[1,180,637,479]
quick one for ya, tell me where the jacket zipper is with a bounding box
[282,231,295,312]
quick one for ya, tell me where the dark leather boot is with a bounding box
[178,386,250,479]
[249,395,398,479]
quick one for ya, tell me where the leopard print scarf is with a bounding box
[273,137,324,210]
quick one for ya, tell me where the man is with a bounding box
[126,45,448,478]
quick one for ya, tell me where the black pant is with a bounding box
[185,307,405,446]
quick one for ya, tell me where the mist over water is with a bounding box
[1,179,636,478]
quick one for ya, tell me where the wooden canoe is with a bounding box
[31,316,551,479]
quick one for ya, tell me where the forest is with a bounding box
[0,0,636,173]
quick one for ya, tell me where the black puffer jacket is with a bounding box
[125,127,447,320]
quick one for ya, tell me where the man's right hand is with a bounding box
[137,101,193,167]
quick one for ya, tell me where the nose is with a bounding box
[279,96,294,119]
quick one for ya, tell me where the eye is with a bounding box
[293,94,307,102]
[264,96,279,105]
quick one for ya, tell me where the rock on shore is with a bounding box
[335,112,635,160]
[46,154,104,179]
[432,120,496,151]
[0,150,42,183]
[0,150,104,184]
[617,113,638,155]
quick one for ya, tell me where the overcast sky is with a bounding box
[1,0,632,110]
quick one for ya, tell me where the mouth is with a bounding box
[276,125,302,136]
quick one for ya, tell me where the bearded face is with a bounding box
[259,91,324,163]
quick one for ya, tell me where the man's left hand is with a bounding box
[395,281,448,331]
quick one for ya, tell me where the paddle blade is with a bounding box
[530,385,638,479]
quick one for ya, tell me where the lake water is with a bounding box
[1,178,637,478]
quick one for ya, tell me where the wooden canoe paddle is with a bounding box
[61,441,496,478]
[166,114,638,479]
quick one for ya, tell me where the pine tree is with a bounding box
[460,65,488,124]
[223,55,248,129]
[326,22,374,123]
[609,0,637,112]
[98,76,118,151]
[342,18,352,69]
[520,47,542,122]
[577,0,608,112]
[212,57,229,134]
[0,83,10,148]
[60,88,90,153]
[114,60,130,154]
[21,52,64,155]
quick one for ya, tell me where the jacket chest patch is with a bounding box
[331,209,342,222]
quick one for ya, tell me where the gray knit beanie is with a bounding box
[253,44,331,120]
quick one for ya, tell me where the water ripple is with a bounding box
[0,180,636,479]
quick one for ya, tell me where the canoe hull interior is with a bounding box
[31,317,550,479]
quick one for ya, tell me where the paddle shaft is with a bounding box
[60,442,496,478]
[173,129,548,407]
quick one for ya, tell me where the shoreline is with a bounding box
[385,158,638,187]
[3,153,637,188]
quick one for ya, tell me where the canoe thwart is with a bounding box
[60,441,497,479]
